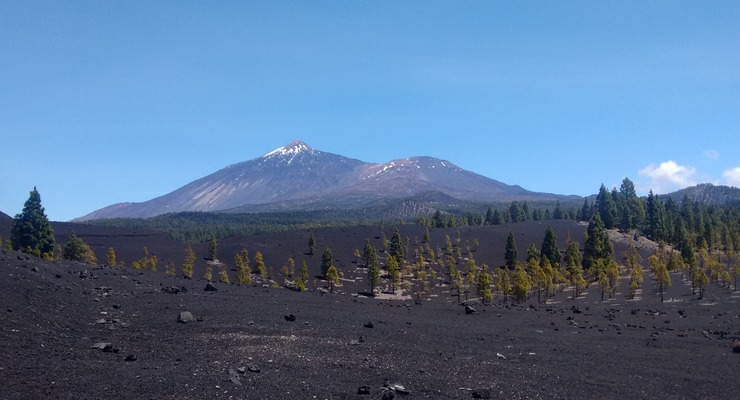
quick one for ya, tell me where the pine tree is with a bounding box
[219,267,230,284]
[649,254,671,303]
[320,247,333,277]
[235,253,252,285]
[583,211,613,270]
[645,190,668,242]
[505,231,518,269]
[389,228,404,261]
[63,233,97,264]
[326,264,339,293]
[477,268,493,304]
[299,259,309,288]
[11,187,55,258]
[106,247,118,267]
[254,251,268,278]
[596,184,618,229]
[511,264,531,303]
[386,255,400,293]
[368,253,380,295]
[307,233,316,256]
[496,268,510,302]
[540,226,561,267]
[181,244,196,279]
[208,236,218,261]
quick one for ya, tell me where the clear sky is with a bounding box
[1,1,739,221]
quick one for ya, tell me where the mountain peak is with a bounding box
[263,140,314,158]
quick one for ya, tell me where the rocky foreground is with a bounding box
[1,250,739,399]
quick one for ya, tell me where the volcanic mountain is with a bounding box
[75,141,574,221]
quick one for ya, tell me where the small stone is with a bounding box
[496,352,506,360]
[204,282,218,292]
[733,341,740,354]
[472,388,492,399]
[228,368,242,386]
[465,305,476,315]
[364,322,374,328]
[96,318,107,324]
[124,355,137,362]
[247,364,260,373]
[357,385,371,395]
[237,367,246,374]
[31,267,39,272]
[91,342,112,351]
[177,311,196,323]
[284,314,296,322]
[350,339,361,346]
[390,384,409,395]
[381,389,395,400]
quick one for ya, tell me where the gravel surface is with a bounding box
[2,246,739,400]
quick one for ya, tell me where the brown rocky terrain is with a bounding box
[1,219,739,399]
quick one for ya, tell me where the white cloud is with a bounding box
[639,160,697,194]
[723,167,740,187]
[703,149,719,160]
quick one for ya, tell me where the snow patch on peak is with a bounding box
[263,140,314,158]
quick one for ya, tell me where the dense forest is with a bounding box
[82,180,739,255]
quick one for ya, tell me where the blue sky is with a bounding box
[1,1,739,221]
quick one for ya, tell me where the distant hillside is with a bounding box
[75,140,578,221]
[659,183,740,205]
[0,211,12,239]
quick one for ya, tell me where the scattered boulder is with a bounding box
[465,305,476,315]
[91,342,112,351]
[204,282,218,292]
[364,322,374,329]
[177,311,196,323]
[284,314,296,322]
[357,386,371,395]
[91,342,118,353]
[472,388,492,399]
[733,341,740,354]
[228,368,242,386]
[162,286,188,294]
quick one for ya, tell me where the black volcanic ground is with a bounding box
[1,218,739,399]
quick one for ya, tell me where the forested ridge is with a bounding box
[81,180,739,253]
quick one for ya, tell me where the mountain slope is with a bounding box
[658,183,740,205]
[75,140,574,221]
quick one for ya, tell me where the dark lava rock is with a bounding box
[228,368,242,386]
[733,341,740,354]
[177,311,196,323]
[162,286,188,294]
[31,267,39,272]
[247,364,260,373]
[465,305,476,315]
[124,355,137,362]
[284,314,296,322]
[364,321,375,328]
[357,386,371,395]
[472,388,492,399]
[381,389,395,400]
[204,282,218,292]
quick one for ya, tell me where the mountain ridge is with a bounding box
[74,140,577,221]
